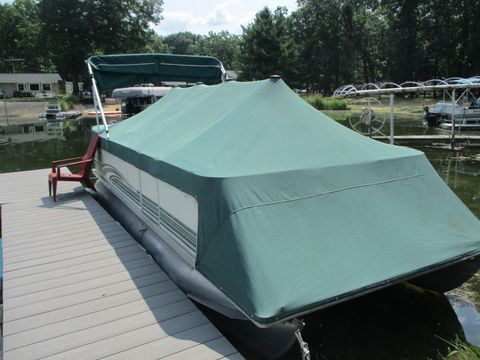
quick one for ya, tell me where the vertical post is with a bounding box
[87,62,109,139]
[2,95,9,138]
[389,93,394,145]
[451,88,456,149]
[367,97,372,138]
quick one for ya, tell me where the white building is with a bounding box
[0,73,63,97]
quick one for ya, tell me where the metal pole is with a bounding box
[451,88,456,149]
[87,62,109,139]
[94,103,100,129]
[2,95,9,138]
[367,97,372,137]
[389,93,394,145]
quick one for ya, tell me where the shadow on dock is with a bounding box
[31,187,238,358]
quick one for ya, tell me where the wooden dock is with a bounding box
[0,169,243,360]
[373,134,480,146]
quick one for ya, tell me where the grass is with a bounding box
[303,95,349,110]
[303,93,443,119]
[347,95,439,115]
[3,97,47,103]
[439,337,480,360]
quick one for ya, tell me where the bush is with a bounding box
[63,94,80,103]
[303,95,349,110]
[58,94,80,110]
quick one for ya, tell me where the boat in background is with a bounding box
[112,84,172,118]
[38,103,81,121]
[424,99,480,130]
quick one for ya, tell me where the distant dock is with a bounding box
[373,134,480,146]
[0,169,242,360]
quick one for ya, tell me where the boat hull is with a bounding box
[408,254,480,292]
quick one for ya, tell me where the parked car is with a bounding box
[13,90,33,98]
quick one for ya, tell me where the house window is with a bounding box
[30,84,40,91]
[42,83,51,91]
[18,84,25,91]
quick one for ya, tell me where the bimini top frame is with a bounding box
[85,53,227,139]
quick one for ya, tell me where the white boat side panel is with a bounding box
[157,176,198,233]
[137,168,198,233]
[95,148,198,264]
[139,170,158,204]
[102,150,140,189]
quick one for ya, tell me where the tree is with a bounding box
[39,0,163,88]
[0,0,50,73]
[145,34,170,53]
[339,0,386,83]
[380,0,425,81]
[192,31,241,69]
[89,0,163,53]
[291,0,346,92]
[239,7,298,83]
[162,31,201,54]
[457,0,480,76]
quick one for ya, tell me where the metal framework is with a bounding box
[333,77,480,97]
[333,76,480,147]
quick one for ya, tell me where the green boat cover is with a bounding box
[86,53,225,91]
[98,78,480,326]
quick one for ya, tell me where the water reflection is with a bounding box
[448,295,480,346]
[421,147,480,219]
[0,118,90,173]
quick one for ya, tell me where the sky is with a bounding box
[153,0,298,35]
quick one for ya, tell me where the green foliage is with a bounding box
[191,31,241,70]
[62,94,80,103]
[38,0,163,90]
[239,7,298,82]
[57,94,79,110]
[303,95,349,110]
[440,338,480,360]
[161,32,201,54]
[0,0,52,72]
[147,31,241,70]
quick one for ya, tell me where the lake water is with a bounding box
[0,115,479,359]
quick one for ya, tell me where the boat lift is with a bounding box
[333,77,480,148]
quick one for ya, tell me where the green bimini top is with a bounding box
[86,53,225,91]
[99,78,480,326]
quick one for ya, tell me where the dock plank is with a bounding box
[1,169,243,360]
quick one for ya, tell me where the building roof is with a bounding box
[0,73,62,83]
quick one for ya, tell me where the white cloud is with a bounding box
[158,11,206,33]
[153,0,297,35]
[206,0,237,26]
